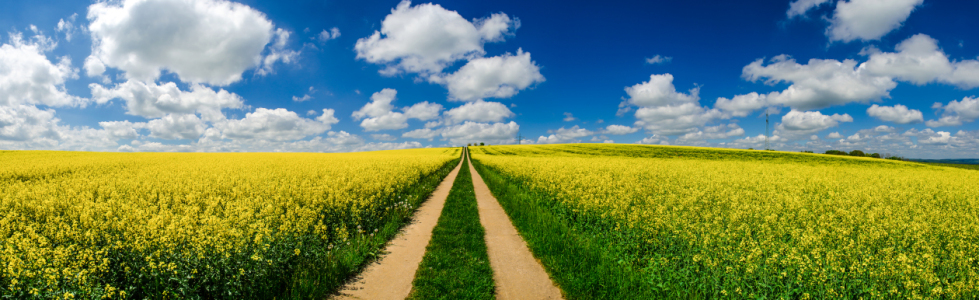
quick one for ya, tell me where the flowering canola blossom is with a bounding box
[0,148,459,299]
[471,144,979,299]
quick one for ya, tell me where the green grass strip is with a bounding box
[286,154,462,299]
[470,157,654,300]
[409,153,496,300]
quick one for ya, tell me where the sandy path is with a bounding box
[468,154,564,300]
[334,157,464,300]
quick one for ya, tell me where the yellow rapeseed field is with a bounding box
[0,148,459,299]
[471,144,979,299]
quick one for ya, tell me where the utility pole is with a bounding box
[517,129,522,145]
[765,112,770,151]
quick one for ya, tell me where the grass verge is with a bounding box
[470,157,655,299]
[287,153,463,299]
[409,151,495,300]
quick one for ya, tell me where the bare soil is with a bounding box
[468,155,564,300]
[333,158,464,300]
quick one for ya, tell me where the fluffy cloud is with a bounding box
[718,34,979,117]
[86,0,286,85]
[216,108,336,141]
[146,114,206,140]
[714,92,769,117]
[778,110,853,139]
[602,125,638,135]
[827,132,843,139]
[0,105,62,142]
[728,134,784,149]
[918,131,951,145]
[99,120,144,140]
[864,34,979,89]
[636,134,668,145]
[625,74,699,107]
[371,133,397,141]
[874,125,897,133]
[623,74,721,135]
[562,112,576,122]
[90,80,244,121]
[292,86,315,102]
[1,32,83,107]
[740,56,896,111]
[678,124,745,141]
[403,101,443,121]
[866,104,923,124]
[318,27,341,42]
[827,0,923,42]
[645,55,672,65]
[0,105,127,151]
[354,0,516,76]
[441,121,518,145]
[928,96,979,127]
[352,88,443,131]
[55,13,78,42]
[634,103,724,135]
[402,128,440,140]
[537,125,593,144]
[352,89,407,131]
[434,49,544,101]
[444,100,513,123]
[352,88,397,120]
[358,113,409,132]
[787,0,832,18]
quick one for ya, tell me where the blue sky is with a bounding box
[1,0,978,158]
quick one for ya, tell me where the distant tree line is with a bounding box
[822,149,905,160]
[466,143,487,146]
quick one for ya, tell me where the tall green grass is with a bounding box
[469,158,653,299]
[288,155,463,299]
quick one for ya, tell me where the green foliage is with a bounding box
[409,154,495,300]
[849,150,866,156]
[825,150,847,155]
[470,160,649,299]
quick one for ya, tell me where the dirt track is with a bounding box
[334,157,464,300]
[468,154,564,300]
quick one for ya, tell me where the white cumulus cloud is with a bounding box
[402,128,440,140]
[441,121,518,145]
[733,55,896,111]
[537,125,593,144]
[90,80,244,122]
[645,55,672,65]
[86,0,287,85]
[354,0,516,76]
[146,113,206,140]
[404,101,443,121]
[352,88,442,131]
[318,27,340,42]
[827,0,923,42]
[866,104,922,124]
[625,74,699,107]
[778,109,853,139]
[787,0,832,18]
[864,34,979,89]
[602,125,638,135]
[443,101,513,123]
[928,96,979,127]
[1,32,83,107]
[216,108,335,141]
[434,49,544,101]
